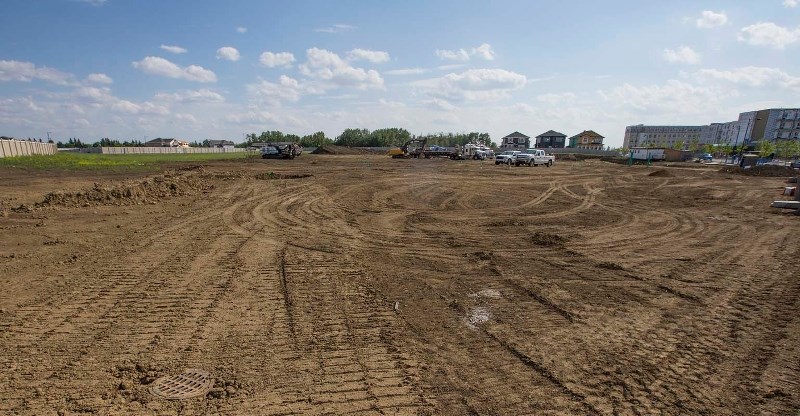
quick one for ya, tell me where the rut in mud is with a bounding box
[0,156,798,415]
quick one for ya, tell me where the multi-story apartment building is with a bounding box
[623,125,704,149]
[741,108,800,142]
[700,121,741,145]
[624,108,800,149]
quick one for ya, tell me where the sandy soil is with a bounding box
[0,156,798,415]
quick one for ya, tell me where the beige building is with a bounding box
[623,125,703,149]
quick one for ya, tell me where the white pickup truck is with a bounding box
[514,149,555,167]
[495,150,521,165]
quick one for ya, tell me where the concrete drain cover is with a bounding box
[149,369,214,400]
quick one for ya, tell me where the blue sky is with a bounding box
[1,0,799,147]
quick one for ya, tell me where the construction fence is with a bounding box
[82,147,248,154]
[0,140,58,158]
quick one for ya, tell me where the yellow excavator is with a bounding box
[389,138,427,159]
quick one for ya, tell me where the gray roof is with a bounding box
[536,130,567,138]
[501,131,530,139]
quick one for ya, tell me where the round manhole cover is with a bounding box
[149,368,214,400]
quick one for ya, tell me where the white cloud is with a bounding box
[385,68,429,76]
[598,79,730,114]
[426,98,457,111]
[784,0,798,7]
[471,43,496,60]
[738,22,800,49]
[435,48,470,61]
[696,10,728,29]
[160,44,187,54]
[225,110,307,129]
[662,46,701,64]
[437,64,467,71]
[132,56,217,83]
[259,51,296,68]
[216,46,241,62]
[247,75,304,106]
[346,48,390,63]
[0,60,74,85]
[174,113,198,123]
[690,66,800,89]
[85,73,113,84]
[315,24,356,34]
[537,92,576,106]
[299,48,384,90]
[378,99,405,108]
[111,100,169,115]
[416,68,527,101]
[436,43,496,61]
[236,26,247,33]
[154,88,225,103]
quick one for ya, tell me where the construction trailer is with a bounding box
[630,147,666,161]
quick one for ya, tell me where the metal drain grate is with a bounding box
[149,369,214,400]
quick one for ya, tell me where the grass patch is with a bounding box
[0,151,254,171]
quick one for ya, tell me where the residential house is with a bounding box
[208,139,236,148]
[145,138,189,147]
[535,130,567,148]
[499,131,530,150]
[144,138,178,147]
[568,130,604,150]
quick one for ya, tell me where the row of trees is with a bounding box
[242,128,495,148]
[241,131,331,148]
[759,139,800,161]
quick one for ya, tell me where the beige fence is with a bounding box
[83,147,248,154]
[0,140,57,158]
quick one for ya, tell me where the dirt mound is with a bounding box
[529,231,568,247]
[254,172,313,180]
[648,169,674,177]
[311,145,370,155]
[558,153,578,161]
[35,171,212,208]
[718,165,798,177]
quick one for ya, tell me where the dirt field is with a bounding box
[1,156,798,415]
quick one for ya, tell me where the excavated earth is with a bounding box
[0,156,798,415]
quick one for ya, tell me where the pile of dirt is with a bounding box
[718,165,798,177]
[557,153,578,161]
[311,145,370,155]
[35,171,213,208]
[648,169,674,177]
[529,231,568,247]
[253,172,313,180]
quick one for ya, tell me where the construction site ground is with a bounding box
[0,156,798,415]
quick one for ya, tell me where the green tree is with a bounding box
[758,140,776,158]
[299,131,330,147]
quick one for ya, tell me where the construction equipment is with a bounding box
[390,139,492,160]
[391,138,428,159]
[261,142,302,159]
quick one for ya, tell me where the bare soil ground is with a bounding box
[1,156,798,415]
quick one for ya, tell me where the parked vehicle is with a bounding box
[791,159,800,169]
[699,153,713,162]
[460,143,490,160]
[261,142,302,159]
[514,149,555,167]
[495,150,520,165]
